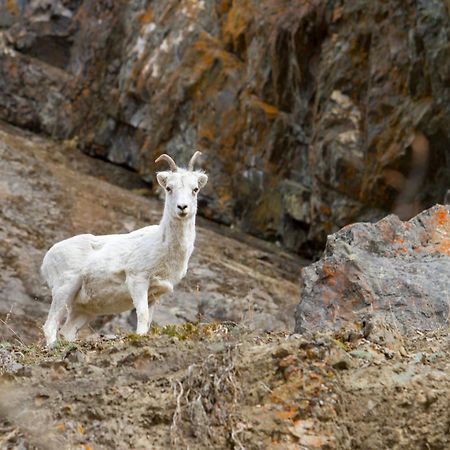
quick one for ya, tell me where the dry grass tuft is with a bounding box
[170,344,246,449]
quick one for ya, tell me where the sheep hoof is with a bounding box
[46,339,60,350]
[136,328,148,336]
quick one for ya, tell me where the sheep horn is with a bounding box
[155,154,178,172]
[188,151,202,171]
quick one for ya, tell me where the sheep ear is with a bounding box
[157,172,170,188]
[197,173,208,189]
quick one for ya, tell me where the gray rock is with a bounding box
[0,349,24,374]
[64,349,86,364]
[295,205,450,334]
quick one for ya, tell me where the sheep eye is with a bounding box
[166,187,172,193]
[193,187,199,194]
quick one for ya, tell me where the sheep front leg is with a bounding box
[127,275,151,335]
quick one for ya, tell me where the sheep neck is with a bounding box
[160,208,196,255]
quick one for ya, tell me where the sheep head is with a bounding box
[155,151,208,220]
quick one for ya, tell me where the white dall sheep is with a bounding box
[41,151,207,347]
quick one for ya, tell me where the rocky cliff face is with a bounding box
[1,0,449,255]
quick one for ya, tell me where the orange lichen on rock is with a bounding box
[434,206,449,228]
[138,7,153,24]
[437,240,450,255]
[221,0,253,47]
[322,264,336,279]
[274,406,298,420]
[393,235,408,255]
[197,124,215,143]
[6,0,18,15]
[428,207,450,255]
[249,97,280,119]
[319,204,332,215]
[196,33,243,68]
[186,33,243,94]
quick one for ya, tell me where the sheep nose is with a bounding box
[177,204,188,211]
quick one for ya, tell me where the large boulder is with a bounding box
[1,0,449,255]
[295,205,450,334]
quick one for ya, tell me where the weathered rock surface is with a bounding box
[1,0,449,255]
[0,121,302,344]
[295,205,450,334]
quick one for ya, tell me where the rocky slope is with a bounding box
[0,120,302,344]
[1,0,449,255]
[0,122,449,449]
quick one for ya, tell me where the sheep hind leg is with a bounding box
[43,278,81,348]
[151,279,174,296]
[60,310,92,342]
[143,279,173,332]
